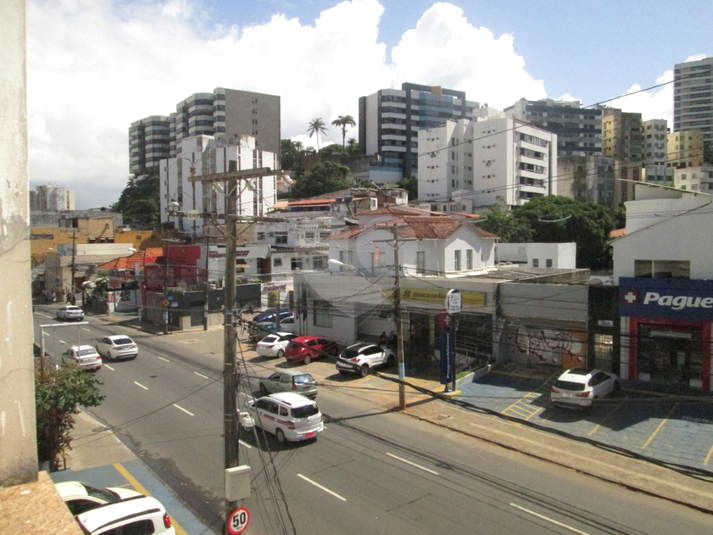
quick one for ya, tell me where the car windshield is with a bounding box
[77,349,97,357]
[292,374,315,385]
[83,484,120,503]
[262,335,279,343]
[112,337,133,346]
[342,345,367,359]
[554,380,586,392]
[291,403,319,419]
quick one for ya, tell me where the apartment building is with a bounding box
[557,155,616,209]
[130,88,280,177]
[30,185,75,211]
[674,57,713,147]
[504,98,602,158]
[418,117,557,211]
[601,108,643,163]
[673,165,713,193]
[667,129,705,169]
[358,83,480,183]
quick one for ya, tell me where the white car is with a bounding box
[256,332,298,358]
[74,495,175,534]
[550,368,620,408]
[63,345,102,371]
[96,335,138,360]
[56,305,84,321]
[246,392,323,444]
[55,481,143,516]
[336,342,395,377]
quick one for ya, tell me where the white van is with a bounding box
[246,392,323,443]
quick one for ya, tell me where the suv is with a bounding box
[74,495,175,534]
[336,342,395,377]
[246,392,323,443]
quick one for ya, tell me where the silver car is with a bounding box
[258,369,317,399]
[96,335,138,360]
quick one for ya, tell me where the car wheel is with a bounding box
[276,349,284,358]
[276,428,286,444]
[259,384,268,396]
[386,354,395,367]
[360,364,369,377]
[304,355,312,365]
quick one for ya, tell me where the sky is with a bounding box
[27,0,712,209]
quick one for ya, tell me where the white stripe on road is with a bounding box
[134,382,149,390]
[386,452,439,475]
[158,357,170,363]
[83,328,91,332]
[173,404,195,416]
[297,474,346,501]
[104,364,115,371]
[194,372,209,379]
[59,340,66,345]
[510,503,591,535]
[238,440,252,449]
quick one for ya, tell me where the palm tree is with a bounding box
[307,118,328,151]
[332,115,356,153]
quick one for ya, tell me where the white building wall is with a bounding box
[498,242,577,269]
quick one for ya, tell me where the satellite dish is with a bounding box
[186,209,200,220]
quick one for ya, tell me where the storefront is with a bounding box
[619,277,713,390]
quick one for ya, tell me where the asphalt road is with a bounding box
[34,307,713,535]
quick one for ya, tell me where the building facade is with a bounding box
[601,108,643,163]
[556,155,616,208]
[504,98,602,158]
[358,83,480,182]
[673,57,713,148]
[130,88,280,177]
[673,165,713,192]
[30,185,75,211]
[667,129,705,169]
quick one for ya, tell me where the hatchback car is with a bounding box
[56,305,84,321]
[336,342,395,377]
[63,345,102,371]
[284,335,338,364]
[246,392,323,443]
[259,369,318,399]
[55,481,143,516]
[256,332,299,358]
[96,335,138,360]
[74,495,175,534]
[550,368,620,408]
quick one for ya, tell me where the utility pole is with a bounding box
[70,230,77,298]
[204,222,211,331]
[392,224,406,410]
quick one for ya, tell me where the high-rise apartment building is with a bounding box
[504,98,602,158]
[358,83,480,182]
[667,130,705,169]
[30,185,75,211]
[673,57,713,147]
[130,88,280,177]
[642,119,668,167]
[601,108,643,163]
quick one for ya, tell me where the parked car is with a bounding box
[63,345,102,371]
[550,368,620,408]
[74,495,175,534]
[256,332,299,358]
[245,392,323,443]
[96,335,138,360]
[249,315,295,342]
[336,342,396,377]
[54,481,143,516]
[284,335,338,364]
[259,369,318,399]
[252,308,293,324]
[56,305,84,321]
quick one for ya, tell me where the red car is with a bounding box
[284,336,338,364]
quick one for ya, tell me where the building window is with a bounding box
[275,232,288,245]
[466,249,473,270]
[546,259,553,268]
[339,250,354,269]
[274,257,282,267]
[532,258,539,268]
[417,251,426,274]
[454,250,462,271]
[291,257,303,270]
[314,300,333,328]
[313,256,325,269]
[635,260,690,279]
[257,232,265,241]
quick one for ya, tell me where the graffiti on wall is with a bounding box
[506,326,587,366]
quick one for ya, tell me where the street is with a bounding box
[34,305,713,534]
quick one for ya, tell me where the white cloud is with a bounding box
[606,70,674,124]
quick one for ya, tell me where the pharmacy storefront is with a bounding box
[619,278,713,390]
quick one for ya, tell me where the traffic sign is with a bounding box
[227,507,250,535]
[162,299,170,307]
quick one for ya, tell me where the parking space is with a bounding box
[458,371,713,469]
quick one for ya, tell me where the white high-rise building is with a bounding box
[674,57,713,147]
[418,117,557,211]
[31,185,75,211]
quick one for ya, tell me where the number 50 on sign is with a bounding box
[227,507,250,534]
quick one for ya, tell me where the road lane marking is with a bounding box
[83,327,91,332]
[588,398,624,436]
[297,474,346,501]
[173,404,195,416]
[104,364,115,371]
[158,356,170,362]
[386,452,439,475]
[704,444,713,465]
[113,463,189,535]
[134,382,149,390]
[239,440,252,449]
[642,403,679,449]
[194,372,209,379]
[510,503,590,534]
[59,339,66,345]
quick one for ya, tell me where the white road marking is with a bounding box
[83,328,91,332]
[104,365,115,371]
[194,372,209,379]
[238,440,252,449]
[510,503,590,535]
[173,404,195,416]
[297,474,346,502]
[59,340,66,345]
[386,452,439,475]
[158,357,170,363]
[134,382,149,390]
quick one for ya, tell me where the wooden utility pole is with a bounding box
[392,224,406,410]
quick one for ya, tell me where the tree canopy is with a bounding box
[397,176,418,201]
[291,161,352,198]
[281,139,305,177]
[331,115,356,153]
[307,118,328,151]
[112,174,160,227]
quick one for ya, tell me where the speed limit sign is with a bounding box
[227,507,250,534]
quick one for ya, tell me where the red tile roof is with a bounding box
[329,215,498,240]
[97,247,164,271]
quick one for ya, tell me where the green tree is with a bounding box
[291,161,352,198]
[476,199,534,243]
[307,118,328,151]
[331,115,356,153]
[280,139,305,176]
[346,137,359,155]
[397,176,418,201]
[36,364,105,471]
[112,173,160,227]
